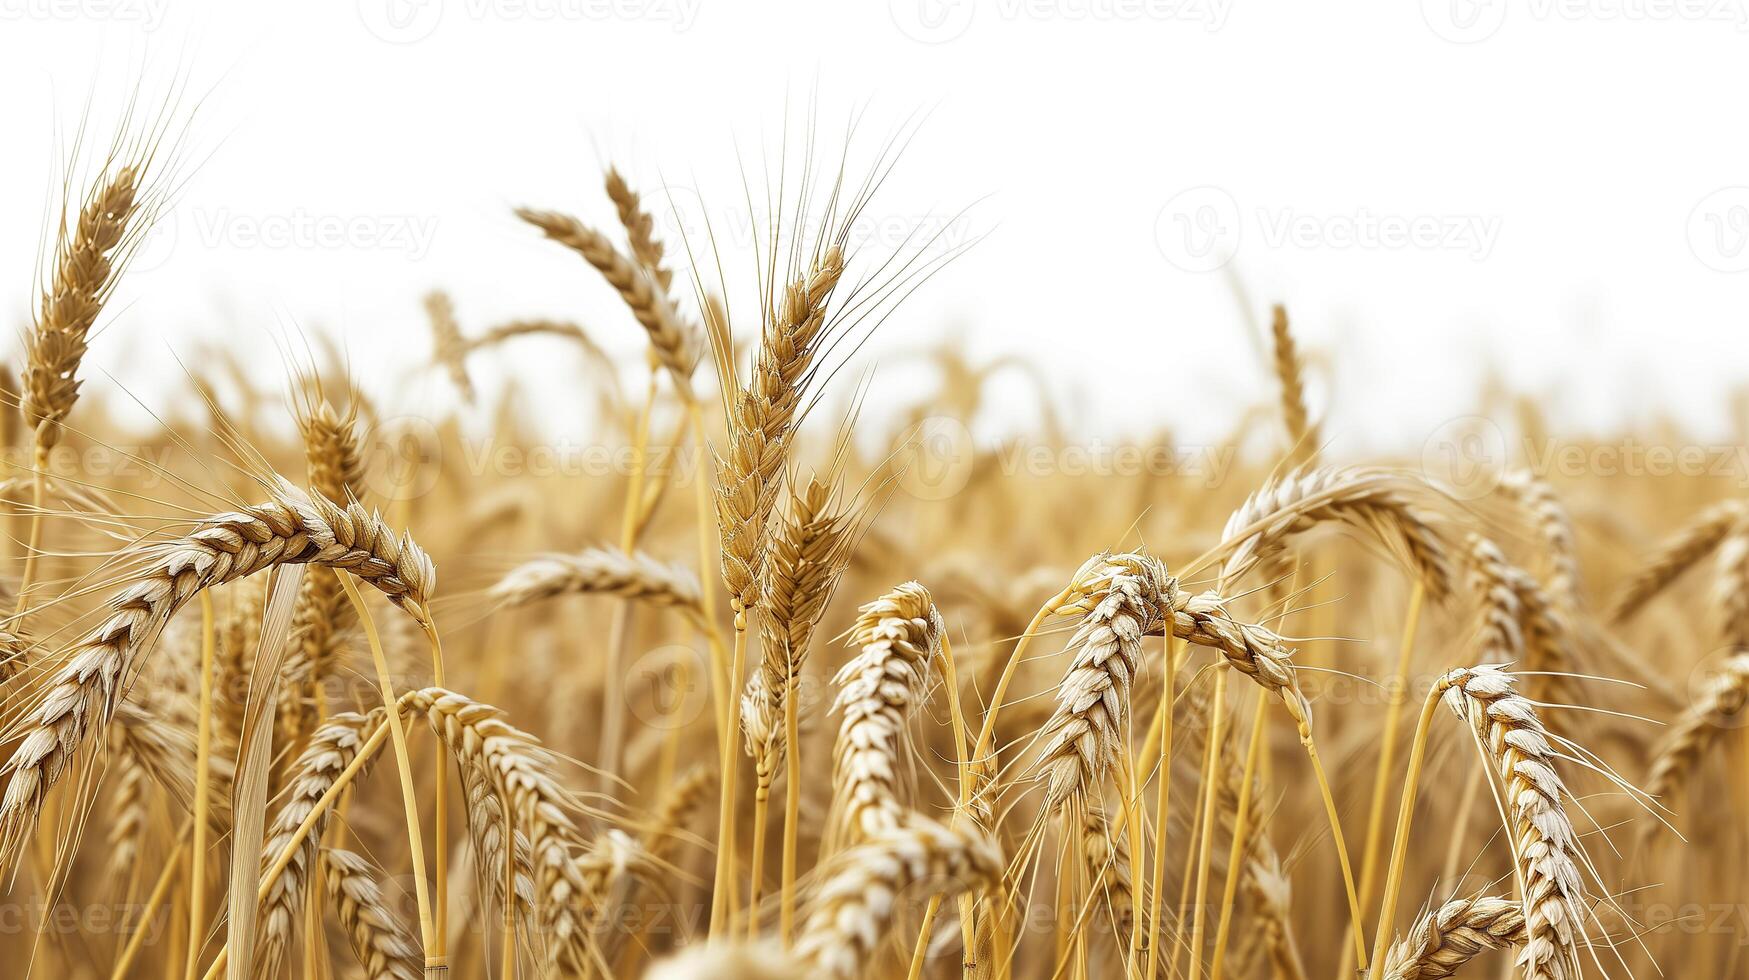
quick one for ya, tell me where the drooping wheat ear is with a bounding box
[605,167,673,292]
[713,247,847,615]
[255,709,387,979]
[515,207,701,394]
[1218,466,1451,600]
[23,163,143,449]
[573,828,659,962]
[743,472,859,780]
[1035,554,1170,809]
[1163,587,1314,739]
[794,817,1003,980]
[458,757,537,935]
[1269,304,1318,467]
[1465,535,1526,663]
[321,847,424,980]
[1381,895,1527,980]
[0,483,434,868]
[0,628,31,686]
[1437,666,1587,980]
[1609,499,1747,623]
[1500,471,1582,608]
[1081,800,1138,939]
[488,548,703,620]
[403,687,599,974]
[641,763,715,865]
[1642,650,1749,811]
[1246,851,1309,980]
[424,290,476,402]
[1711,528,1749,649]
[831,582,944,840]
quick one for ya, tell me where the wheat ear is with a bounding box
[321,847,425,980]
[424,290,475,402]
[1500,470,1582,608]
[1438,666,1587,980]
[1269,304,1318,466]
[1643,650,1749,811]
[488,548,703,619]
[794,817,1003,980]
[1381,895,1527,980]
[516,207,700,394]
[1609,499,1746,622]
[831,582,944,841]
[1034,554,1170,809]
[255,709,387,977]
[1218,466,1451,600]
[0,484,433,868]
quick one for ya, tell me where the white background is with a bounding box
[3,0,1748,453]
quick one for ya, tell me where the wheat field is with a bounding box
[0,108,1745,980]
